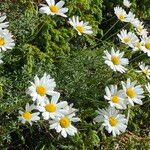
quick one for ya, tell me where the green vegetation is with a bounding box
[0,0,150,149]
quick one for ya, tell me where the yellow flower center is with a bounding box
[22,112,32,120]
[126,88,136,98]
[111,56,120,65]
[123,37,131,44]
[111,95,120,103]
[135,42,141,49]
[76,25,84,33]
[50,5,59,13]
[109,117,118,126]
[137,26,143,33]
[143,69,149,75]
[59,117,70,128]
[145,42,150,50]
[0,37,5,46]
[45,103,56,112]
[118,14,125,21]
[36,86,46,96]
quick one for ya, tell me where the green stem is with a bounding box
[127,106,131,122]
[100,20,119,40]
[129,53,145,63]
[105,23,129,41]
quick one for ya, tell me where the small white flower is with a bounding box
[68,16,93,35]
[104,85,126,109]
[0,13,9,29]
[117,29,138,47]
[123,0,131,8]
[134,21,148,37]
[50,114,80,138]
[39,0,68,17]
[0,29,15,52]
[114,6,127,22]
[37,92,68,120]
[121,78,145,106]
[125,11,136,23]
[136,62,150,79]
[95,107,128,137]
[131,39,143,51]
[145,83,150,97]
[18,103,40,125]
[103,48,129,73]
[27,73,56,105]
[141,36,150,57]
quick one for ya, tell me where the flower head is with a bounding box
[0,29,15,52]
[37,92,68,120]
[94,107,128,137]
[141,36,150,57]
[117,29,138,47]
[50,113,80,138]
[27,73,56,105]
[18,103,40,125]
[125,11,137,23]
[114,7,127,22]
[136,62,150,79]
[131,39,143,51]
[121,78,145,106]
[104,85,126,109]
[103,48,129,73]
[39,0,68,17]
[123,0,131,8]
[68,16,93,35]
[134,21,148,37]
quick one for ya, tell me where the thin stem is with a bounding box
[127,106,130,122]
[89,22,129,50]
[129,53,145,63]
[102,16,116,24]
[100,20,119,40]
[105,23,129,41]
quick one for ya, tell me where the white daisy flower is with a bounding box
[103,48,129,73]
[145,83,150,97]
[104,85,126,109]
[123,0,131,8]
[131,39,143,51]
[39,0,68,17]
[114,6,127,22]
[68,16,93,35]
[125,11,136,23]
[141,36,150,57]
[27,73,57,105]
[134,21,148,37]
[0,29,15,52]
[18,103,40,125]
[0,13,9,29]
[121,78,145,106]
[136,62,150,79]
[50,114,80,138]
[117,29,138,47]
[37,92,68,120]
[95,107,128,137]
